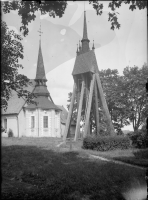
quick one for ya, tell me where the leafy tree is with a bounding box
[2,1,68,36]
[89,0,147,30]
[1,21,35,110]
[2,1,147,36]
[99,69,130,134]
[122,64,148,131]
[67,92,77,123]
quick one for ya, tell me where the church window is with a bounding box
[43,116,48,128]
[31,116,35,128]
[55,111,59,115]
[4,118,7,130]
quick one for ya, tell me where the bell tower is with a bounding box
[63,11,115,141]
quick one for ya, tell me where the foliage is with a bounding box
[1,126,5,133]
[83,135,130,151]
[67,92,78,123]
[128,128,148,149]
[1,21,36,110]
[8,129,13,137]
[2,1,68,36]
[99,69,130,132]
[89,1,147,30]
[122,64,148,131]
[2,1,147,36]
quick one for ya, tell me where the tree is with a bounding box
[122,64,148,131]
[2,1,68,36]
[89,0,147,30]
[2,1,147,36]
[99,69,130,134]
[1,21,36,110]
[67,92,77,123]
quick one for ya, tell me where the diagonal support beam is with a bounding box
[94,80,100,134]
[83,74,95,138]
[95,73,115,136]
[74,81,85,141]
[63,83,76,141]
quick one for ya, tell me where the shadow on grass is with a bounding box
[133,148,148,159]
[2,145,147,200]
[113,149,148,168]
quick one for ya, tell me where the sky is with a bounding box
[2,1,147,130]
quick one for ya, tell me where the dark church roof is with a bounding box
[35,41,47,80]
[2,80,36,115]
[26,96,61,110]
[72,50,99,76]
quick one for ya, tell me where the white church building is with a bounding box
[1,39,66,138]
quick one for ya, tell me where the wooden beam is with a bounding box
[74,81,85,141]
[83,74,95,138]
[95,73,115,136]
[85,73,90,135]
[94,80,100,135]
[63,83,76,141]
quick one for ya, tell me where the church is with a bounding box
[1,35,68,138]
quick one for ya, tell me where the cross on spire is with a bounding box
[38,22,43,41]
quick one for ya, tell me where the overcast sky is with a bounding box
[2,1,147,129]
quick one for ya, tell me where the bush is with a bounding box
[1,126,5,133]
[83,135,130,151]
[128,129,148,149]
[8,128,13,137]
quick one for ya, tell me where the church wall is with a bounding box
[24,108,61,138]
[39,109,52,137]
[25,109,38,137]
[18,108,26,137]
[54,111,61,137]
[1,115,18,137]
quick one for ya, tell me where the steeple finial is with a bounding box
[81,11,90,53]
[92,40,95,50]
[82,11,88,40]
[38,22,43,42]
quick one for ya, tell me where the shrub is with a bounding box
[128,129,148,149]
[83,135,130,151]
[1,126,5,133]
[8,128,13,137]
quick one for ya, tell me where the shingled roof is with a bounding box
[26,96,61,110]
[72,50,99,76]
[2,80,36,115]
[35,41,47,80]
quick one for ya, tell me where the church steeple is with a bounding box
[81,11,90,53]
[35,40,47,81]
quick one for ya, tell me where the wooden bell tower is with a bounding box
[63,11,115,141]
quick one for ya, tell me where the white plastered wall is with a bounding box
[1,115,18,137]
[18,108,26,137]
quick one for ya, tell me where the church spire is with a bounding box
[35,23,47,81]
[81,11,90,53]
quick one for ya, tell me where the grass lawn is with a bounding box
[67,139,148,168]
[2,137,147,200]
